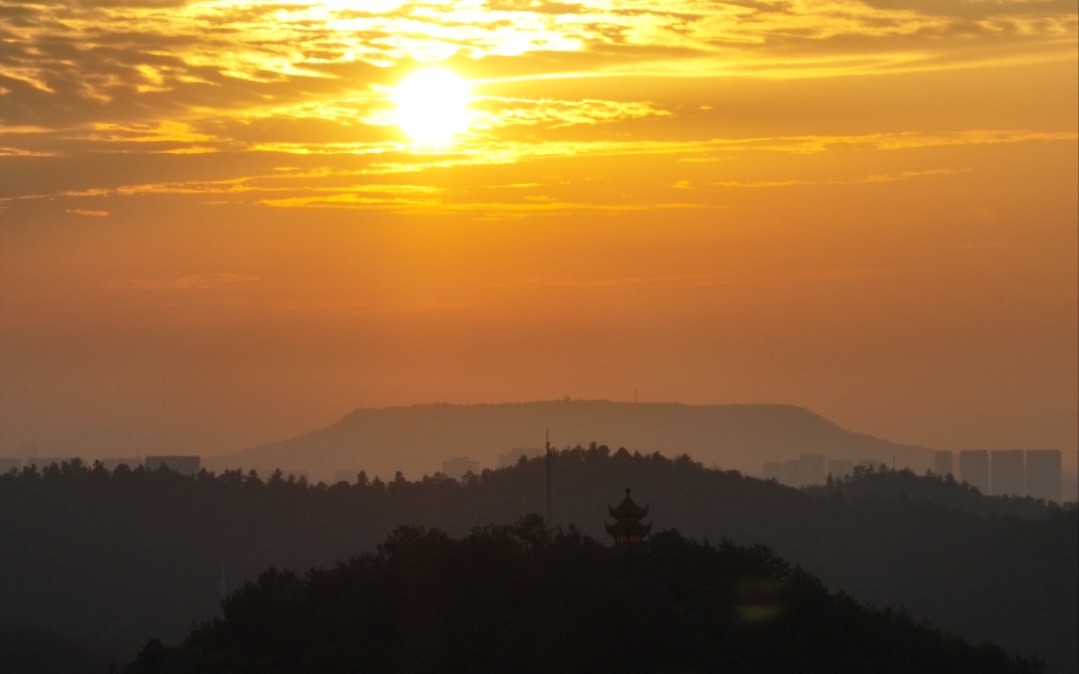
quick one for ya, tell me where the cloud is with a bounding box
[101,273,261,290]
[681,130,1078,158]
[257,190,711,215]
[80,121,217,146]
[65,208,110,217]
[856,0,1077,20]
[0,146,57,157]
[270,300,476,315]
[474,96,671,130]
[711,168,973,188]
[1,0,1073,136]
[490,268,896,289]
[1,127,1069,217]
[256,193,439,209]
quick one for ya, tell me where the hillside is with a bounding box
[124,522,1042,674]
[211,400,932,481]
[2,453,1073,673]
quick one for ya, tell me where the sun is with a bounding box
[392,68,473,147]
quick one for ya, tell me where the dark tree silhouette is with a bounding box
[124,522,1044,674]
[1,453,1074,672]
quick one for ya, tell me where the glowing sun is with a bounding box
[392,68,472,147]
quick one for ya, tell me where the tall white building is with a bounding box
[441,456,479,481]
[827,459,855,481]
[959,450,990,494]
[100,457,141,472]
[799,453,826,486]
[1025,450,1062,502]
[990,450,1025,497]
[498,448,541,468]
[933,450,953,477]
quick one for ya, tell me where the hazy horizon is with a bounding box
[2,398,1075,480]
[2,0,1076,474]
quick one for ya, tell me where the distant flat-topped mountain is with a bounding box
[211,401,933,481]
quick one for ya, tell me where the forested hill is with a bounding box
[1,452,1075,672]
[125,522,1042,674]
[805,465,1066,520]
[212,400,933,481]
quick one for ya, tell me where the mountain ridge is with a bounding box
[211,400,934,481]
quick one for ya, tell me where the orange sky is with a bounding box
[1,0,1076,471]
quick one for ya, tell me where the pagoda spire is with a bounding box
[605,487,652,551]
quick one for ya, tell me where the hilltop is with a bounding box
[211,400,932,481]
[124,522,1042,674]
[2,452,1073,672]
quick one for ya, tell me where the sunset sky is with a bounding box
[1,0,1076,471]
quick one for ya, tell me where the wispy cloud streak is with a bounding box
[490,268,895,289]
[101,273,262,290]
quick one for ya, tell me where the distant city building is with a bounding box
[827,459,855,481]
[606,487,651,551]
[1025,450,1062,502]
[780,459,802,487]
[768,454,829,488]
[145,455,201,476]
[1063,472,1078,503]
[22,457,75,470]
[100,457,141,472]
[0,456,20,473]
[800,454,826,486]
[933,450,953,477]
[498,448,542,468]
[959,450,990,494]
[990,450,1025,497]
[332,470,358,484]
[761,462,783,482]
[441,456,479,481]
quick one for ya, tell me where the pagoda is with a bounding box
[605,487,652,549]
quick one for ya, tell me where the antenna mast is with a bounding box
[545,429,552,528]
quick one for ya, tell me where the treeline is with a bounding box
[125,520,1042,674]
[808,462,1067,520]
[1,449,1076,672]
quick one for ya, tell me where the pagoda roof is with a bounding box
[608,488,649,520]
[605,518,652,537]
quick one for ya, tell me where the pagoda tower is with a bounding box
[605,487,652,548]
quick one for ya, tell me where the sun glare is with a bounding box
[392,68,473,147]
